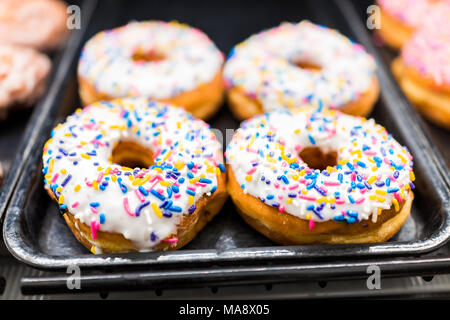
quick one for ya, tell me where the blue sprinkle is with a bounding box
[136,201,150,216]
[99,213,105,224]
[188,205,196,214]
[151,189,165,201]
[138,186,149,196]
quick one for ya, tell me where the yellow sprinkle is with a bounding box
[111,175,117,182]
[375,190,387,195]
[174,160,185,170]
[160,181,171,187]
[371,167,378,172]
[58,195,64,205]
[369,195,377,200]
[44,174,52,180]
[189,177,199,184]
[56,187,62,193]
[392,198,400,212]
[398,154,407,163]
[294,129,301,134]
[351,150,362,158]
[74,185,81,192]
[81,154,91,159]
[377,196,385,203]
[188,195,194,205]
[287,198,292,204]
[305,213,312,220]
[292,174,299,181]
[410,171,415,182]
[93,180,99,190]
[245,175,253,182]
[368,176,377,184]
[49,159,54,173]
[90,246,96,254]
[105,167,111,175]
[152,203,163,218]
[316,197,327,203]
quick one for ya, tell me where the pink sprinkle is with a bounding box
[299,195,316,201]
[351,172,356,182]
[91,206,98,214]
[336,200,346,205]
[135,189,145,203]
[389,175,397,182]
[97,172,104,183]
[309,219,315,230]
[164,237,178,243]
[123,198,135,217]
[278,195,283,200]
[90,220,99,240]
[289,184,299,190]
[394,192,403,203]
[246,168,257,175]
[324,181,341,186]
[355,198,365,204]
[274,183,280,189]
[71,202,79,208]
[51,173,59,183]
[174,194,181,199]
[279,205,285,212]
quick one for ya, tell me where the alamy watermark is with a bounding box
[366,5,381,30]
[66,5,81,30]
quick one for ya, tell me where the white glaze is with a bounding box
[223,21,377,112]
[78,21,224,100]
[42,98,224,252]
[226,108,414,224]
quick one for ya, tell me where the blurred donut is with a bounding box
[0,0,68,51]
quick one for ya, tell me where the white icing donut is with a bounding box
[223,20,377,112]
[226,107,415,226]
[78,21,224,100]
[42,98,225,251]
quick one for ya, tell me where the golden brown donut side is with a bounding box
[48,165,227,253]
[226,76,379,121]
[78,70,225,120]
[392,57,450,129]
[376,8,415,50]
[227,166,412,244]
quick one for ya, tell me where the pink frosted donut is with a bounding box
[0,0,69,51]
[0,45,51,117]
[376,0,442,49]
[391,2,450,128]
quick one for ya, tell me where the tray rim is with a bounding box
[2,0,450,272]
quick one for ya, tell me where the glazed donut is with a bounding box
[223,21,379,121]
[0,0,68,51]
[42,98,227,253]
[0,44,51,119]
[78,21,225,120]
[392,3,450,129]
[226,107,415,244]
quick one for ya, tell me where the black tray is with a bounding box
[2,0,450,281]
[0,0,98,222]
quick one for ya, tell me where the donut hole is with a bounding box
[298,147,337,171]
[111,140,154,169]
[131,48,165,63]
[292,60,322,72]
